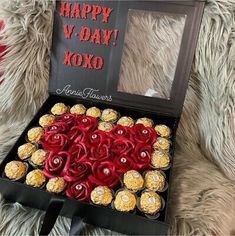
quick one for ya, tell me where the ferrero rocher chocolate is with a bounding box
[136,118,154,127]
[117,116,134,127]
[17,143,37,160]
[101,109,118,123]
[27,127,44,143]
[98,122,113,132]
[46,177,66,193]
[145,170,165,192]
[39,114,55,128]
[26,169,46,188]
[86,107,102,118]
[70,104,86,115]
[151,151,170,169]
[51,103,68,115]
[114,190,136,212]
[153,138,171,152]
[4,161,27,180]
[31,149,48,166]
[139,191,161,215]
[123,170,144,192]
[91,186,113,206]
[154,125,171,138]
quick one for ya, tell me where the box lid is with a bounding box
[49,0,205,117]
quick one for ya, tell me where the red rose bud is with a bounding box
[111,138,135,156]
[66,181,93,202]
[89,142,110,162]
[77,115,98,132]
[131,124,157,145]
[41,133,69,152]
[64,161,91,182]
[56,113,78,127]
[110,125,131,139]
[43,151,72,178]
[132,143,152,171]
[89,161,119,188]
[45,122,69,135]
[84,130,111,148]
[113,155,136,174]
[67,126,86,143]
[69,142,88,162]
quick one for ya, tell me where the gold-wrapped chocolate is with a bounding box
[27,127,44,143]
[25,169,46,188]
[39,114,55,128]
[139,191,161,215]
[151,150,170,169]
[98,122,113,132]
[153,138,171,152]
[117,116,134,127]
[17,143,37,160]
[51,103,68,115]
[155,125,171,138]
[86,107,102,118]
[46,177,66,193]
[101,109,118,123]
[114,190,136,212]
[70,104,86,115]
[31,149,48,166]
[123,170,144,192]
[144,170,165,192]
[91,186,113,206]
[4,161,27,180]
[136,118,154,127]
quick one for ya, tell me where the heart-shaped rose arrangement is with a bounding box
[41,113,158,202]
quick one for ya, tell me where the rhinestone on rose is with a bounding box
[92,134,98,139]
[64,115,69,119]
[117,130,123,135]
[142,129,148,134]
[51,126,57,130]
[120,157,127,163]
[140,151,147,158]
[82,118,88,123]
[54,135,60,139]
[53,158,60,164]
[103,168,110,175]
[75,184,83,190]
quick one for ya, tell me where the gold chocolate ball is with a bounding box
[136,118,154,127]
[98,122,114,132]
[86,107,102,118]
[101,109,118,123]
[145,170,165,192]
[117,116,134,127]
[31,149,48,166]
[27,127,44,143]
[26,169,46,188]
[39,114,55,128]
[17,143,37,160]
[51,103,68,115]
[46,177,66,193]
[70,104,86,115]
[155,125,171,138]
[114,190,136,212]
[153,138,171,152]
[5,161,27,180]
[123,170,144,192]
[139,191,161,215]
[151,151,170,169]
[91,186,113,206]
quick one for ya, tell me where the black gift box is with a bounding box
[0,1,205,235]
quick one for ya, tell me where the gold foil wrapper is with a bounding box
[123,170,144,192]
[17,143,37,160]
[39,114,55,128]
[51,103,68,115]
[86,107,102,118]
[153,138,171,152]
[154,125,171,138]
[31,149,48,166]
[26,169,46,188]
[5,161,27,180]
[46,177,66,193]
[117,116,134,127]
[27,127,44,143]
[101,109,119,123]
[91,186,113,206]
[144,170,165,192]
[98,122,114,132]
[151,150,170,169]
[136,118,154,127]
[114,190,137,212]
[70,104,86,115]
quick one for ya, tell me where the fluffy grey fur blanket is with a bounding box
[0,0,235,235]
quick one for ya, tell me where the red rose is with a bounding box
[89,161,119,188]
[85,130,111,148]
[132,143,152,171]
[77,115,98,132]
[45,122,68,135]
[41,133,69,152]
[64,161,91,182]
[67,126,86,143]
[69,142,88,162]
[111,138,135,156]
[110,125,131,139]
[89,143,110,162]
[43,151,71,178]
[66,181,93,202]
[56,113,78,127]
[131,124,157,145]
[113,155,136,174]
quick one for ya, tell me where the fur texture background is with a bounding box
[0,0,235,235]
